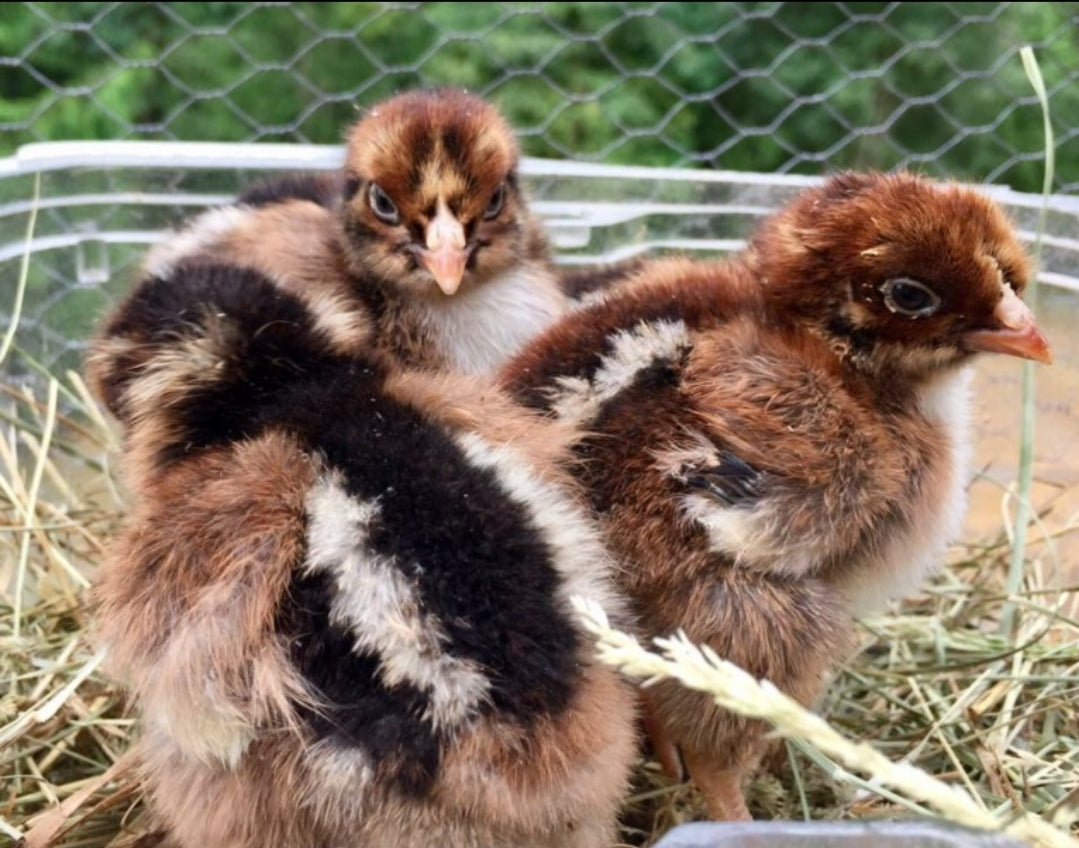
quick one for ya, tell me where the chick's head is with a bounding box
[751,171,1051,378]
[339,88,537,298]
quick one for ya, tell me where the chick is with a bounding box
[85,259,637,848]
[500,171,1052,821]
[142,87,567,376]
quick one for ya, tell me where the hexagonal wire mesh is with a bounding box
[2,1,1078,385]
[4,2,1079,187]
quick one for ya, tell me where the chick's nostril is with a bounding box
[994,284,1036,330]
[961,288,1052,365]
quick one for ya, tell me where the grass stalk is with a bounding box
[1000,45,1055,638]
[574,596,1079,848]
[0,173,40,365]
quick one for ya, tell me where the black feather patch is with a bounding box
[277,567,441,798]
[686,451,764,507]
[342,175,361,202]
[273,383,582,794]
[826,313,875,355]
[97,262,351,431]
[283,381,582,715]
[113,263,368,465]
[407,131,435,193]
[441,123,468,174]
[104,259,584,797]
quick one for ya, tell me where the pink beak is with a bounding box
[963,286,1052,364]
[418,202,468,295]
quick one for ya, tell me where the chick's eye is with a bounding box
[880,277,941,318]
[483,184,505,220]
[368,183,400,224]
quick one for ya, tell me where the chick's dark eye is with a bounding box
[368,183,400,224]
[484,184,505,220]
[880,277,941,318]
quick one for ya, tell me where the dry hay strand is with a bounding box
[597,494,1079,846]
[0,372,151,847]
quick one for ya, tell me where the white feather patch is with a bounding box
[124,329,232,415]
[453,432,626,623]
[304,740,376,801]
[297,287,371,355]
[420,262,567,375]
[143,205,253,279]
[548,318,691,426]
[141,634,254,768]
[678,493,816,576]
[305,474,491,730]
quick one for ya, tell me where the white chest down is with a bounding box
[421,264,568,375]
[839,366,974,616]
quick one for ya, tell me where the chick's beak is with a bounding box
[963,285,1053,364]
[419,203,468,295]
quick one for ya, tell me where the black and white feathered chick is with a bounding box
[501,171,1051,821]
[85,259,637,848]
[141,87,567,376]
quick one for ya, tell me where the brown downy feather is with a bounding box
[500,170,1051,820]
[87,256,637,848]
[137,88,567,377]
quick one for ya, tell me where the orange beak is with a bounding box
[963,286,1052,364]
[418,202,468,295]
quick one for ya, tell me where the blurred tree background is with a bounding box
[1,2,1077,192]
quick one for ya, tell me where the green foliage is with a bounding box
[1,2,1076,191]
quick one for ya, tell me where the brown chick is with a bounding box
[143,87,567,376]
[85,260,637,848]
[500,170,1052,821]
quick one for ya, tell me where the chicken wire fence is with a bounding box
[2,1,1079,391]
[5,3,1079,187]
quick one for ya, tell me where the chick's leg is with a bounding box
[650,572,850,823]
[641,690,684,781]
[681,747,752,822]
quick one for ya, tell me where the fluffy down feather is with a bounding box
[87,259,637,848]
[500,170,1051,820]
